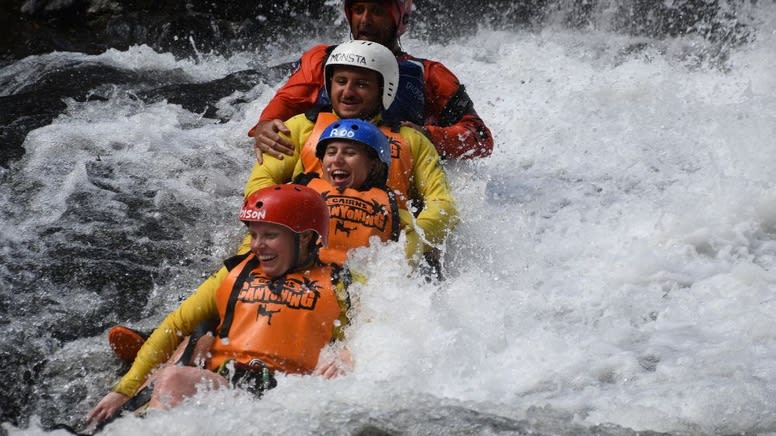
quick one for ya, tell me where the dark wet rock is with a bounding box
[408,0,548,39]
[0,336,48,429]
[0,0,333,61]
[1,1,753,62]
[0,64,150,169]
[33,342,121,430]
[0,61,292,168]
[0,165,228,426]
[136,64,295,120]
[615,0,751,44]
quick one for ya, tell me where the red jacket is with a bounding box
[250,44,493,159]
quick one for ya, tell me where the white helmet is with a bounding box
[325,40,399,111]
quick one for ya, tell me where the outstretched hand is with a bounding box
[85,391,130,427]
[253,119,294,164]
[313,348,353,379]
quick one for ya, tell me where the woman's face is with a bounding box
[321,139,375,189]
[248,221,311,277]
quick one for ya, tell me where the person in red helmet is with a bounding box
[108,40,458,366]
[86,185,353,426]
[250,0,493,162]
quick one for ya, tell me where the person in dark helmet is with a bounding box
[250,0,493,162]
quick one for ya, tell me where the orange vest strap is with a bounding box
[218,255,260,339]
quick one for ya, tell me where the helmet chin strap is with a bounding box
[286,232,316,275]
[289,233,302,273]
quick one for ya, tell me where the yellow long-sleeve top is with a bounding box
[112,260,351,397]
[243,113,458,259]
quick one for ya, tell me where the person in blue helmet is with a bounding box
[243,40,457,264]
[294,118,406,265]
[107,41,459,364]
[89,121,411,426]
[105,119,412,362]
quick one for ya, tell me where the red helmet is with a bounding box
[240,185,329,246]
[344,0,413,38]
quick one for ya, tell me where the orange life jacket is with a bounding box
[209,254,344,374]
[299,111,414,209]
[301,176,400,264]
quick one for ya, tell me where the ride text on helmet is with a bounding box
[240,209,267,220]
[329,128,357,139]
[329,52,367,65]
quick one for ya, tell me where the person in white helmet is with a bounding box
[243,40,457,266]
[249,0,493,161]
[106,41,457,366]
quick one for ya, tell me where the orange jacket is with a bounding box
[112,254,351,396]
[302,176,400,265]
[210,254,346,374]
[250,44,493,159]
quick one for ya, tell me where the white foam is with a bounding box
[6,4,776,433]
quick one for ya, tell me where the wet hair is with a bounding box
[363,146,389,189]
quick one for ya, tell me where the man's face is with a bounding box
[349,1,397,48]
[329,66,382,119]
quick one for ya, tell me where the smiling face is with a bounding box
[329,66,382,120]
[248,221,312,278]
[321,139,377,190]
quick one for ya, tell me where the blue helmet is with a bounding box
[315,119,392,167]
